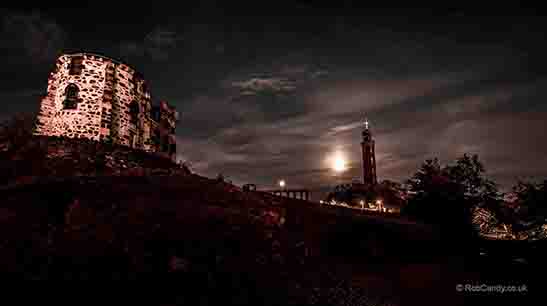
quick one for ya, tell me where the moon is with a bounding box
[332,154,347,172]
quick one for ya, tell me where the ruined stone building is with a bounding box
[34,53,179,160]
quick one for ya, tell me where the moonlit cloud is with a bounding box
[175,62,547,198]
[231,77,296,93]
[328,121,364,135]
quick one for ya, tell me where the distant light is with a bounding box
[320,200,324,204]
[376,199,382,205]
[279,180,286,188]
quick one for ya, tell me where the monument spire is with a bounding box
[361,117,377,185]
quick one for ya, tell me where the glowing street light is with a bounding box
[279,179,286,188]
[376,199,383,212]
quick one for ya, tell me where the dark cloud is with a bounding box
[2,7,547,198]
[119,26,183,61]
[0,89,42,122]
[0,10,66,62]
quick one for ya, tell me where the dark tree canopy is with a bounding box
[511,180,547,225]
[444,154,499,206]
[325,180,405,210]
[403,154,503,242]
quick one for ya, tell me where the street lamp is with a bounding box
[376,199,383,212]
[279,179,286,188]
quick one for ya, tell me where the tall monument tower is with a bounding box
[361,118,377,185]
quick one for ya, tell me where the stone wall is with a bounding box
[35,54,107,140]
[34,53,178,159]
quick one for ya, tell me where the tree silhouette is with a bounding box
[375,180,406,208]
[404,158,462,224]
[325,180,405,209]
[403,154,502,243]
[444,154,500,207]
[326,184,354,204]
[511,179,547,226]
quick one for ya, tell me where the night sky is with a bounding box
[1,4,546,199]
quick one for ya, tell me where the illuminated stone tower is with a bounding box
[34,52,179,160]
[361,118,377,185]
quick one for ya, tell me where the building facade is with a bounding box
[34,53,178,160]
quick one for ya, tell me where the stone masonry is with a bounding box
[34,52,179,160]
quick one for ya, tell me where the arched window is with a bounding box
[129,101,139,125]
[63,84,79,109]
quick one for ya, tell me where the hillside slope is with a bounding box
[2,169,531,305]
[0,135,190,185]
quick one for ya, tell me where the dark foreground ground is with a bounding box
[0,174,540,305]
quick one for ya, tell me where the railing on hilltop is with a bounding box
[262,189,311,201]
